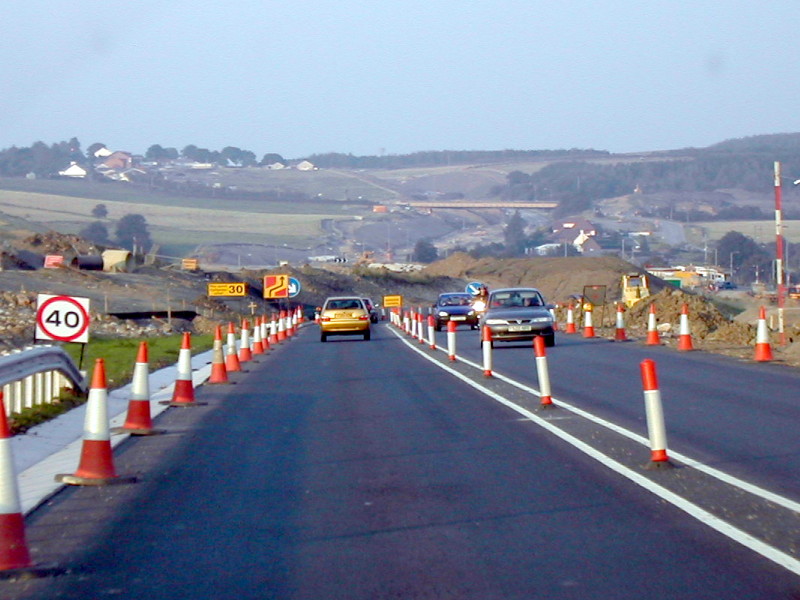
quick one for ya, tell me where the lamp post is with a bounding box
[729,251,739,281]
[774,162,787,345]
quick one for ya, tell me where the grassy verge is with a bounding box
[9,333,214,435]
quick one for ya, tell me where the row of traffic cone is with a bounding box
[562,301,775,362]
[0,312,306,575]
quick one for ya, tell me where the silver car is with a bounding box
[482,287,555,347]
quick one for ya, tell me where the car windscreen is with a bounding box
[489,291,544,308]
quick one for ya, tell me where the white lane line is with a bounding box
[390,327,800,576]
[423,331,800,515]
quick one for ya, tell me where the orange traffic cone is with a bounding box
[677,304,694,351]
[646,304,660,345]
[565,303,577,334]
[583,305,596,338]
[117,342,159,435]
[238,319,253,362]
[252,316,265,355]
[0,390,32,571]
[261,316,271,352]
[56,359,137,485]
[614,303,628,341]
[225,322,242,372]
[162,333,206,406]
[208,325,229,384]
[754,306,774,362]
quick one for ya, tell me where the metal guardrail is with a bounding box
[0,346,88,416]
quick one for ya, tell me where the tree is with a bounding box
[145,144,178,162]
[413,238,439,263]
[91,203,108,219]
[116,214,152,252]
[717,231,771,283]
[86,142,107,161]
[79,221,111,246]
[259,153,285,166]
[503,210,528,256]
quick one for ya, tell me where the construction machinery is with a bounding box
[621,273,651,307]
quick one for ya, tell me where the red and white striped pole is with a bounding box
[427,313,437,349]
[614,303,628,341]
[565,303,577,334]
[754,306,774,362]
[481,326,493,377]
[447,320,457,361]
[677,304,694,351]
[640,359,672,469]
[646,304,660,346]
[775,161,787,345]
[417,310,426,344]
[534,336,554,408]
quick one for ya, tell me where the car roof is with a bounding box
[489,287,543,295]
[439,292,470,297]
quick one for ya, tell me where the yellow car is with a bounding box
[319,296,371,342]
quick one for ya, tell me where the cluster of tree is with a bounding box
[306,149,608,170]
[490,133,800,216]
[79,205,153,252]
[0,138,84,177]
[145,144,285,168]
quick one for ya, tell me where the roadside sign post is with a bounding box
[35,294,91,370]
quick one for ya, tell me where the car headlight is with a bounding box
[485,319,506,325]
[438,311,448,317]
[473,300,486,311]
[468,310,476,316]
[532,317,553,323]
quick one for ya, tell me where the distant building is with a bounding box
[296,160,316,171]
[58,162,88,178]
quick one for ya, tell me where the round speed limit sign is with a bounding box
[35,294,91,343]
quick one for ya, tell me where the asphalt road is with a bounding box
[3,325,800,599]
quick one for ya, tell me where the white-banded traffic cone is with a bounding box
[117,341,159,434]
[754,306,774,362]
[277,311,287,342]
[163,332,206,407]
[482,325,493,377]
[268,316,278,345]
[447,320,457,361]
[677,304,694,351]
[565,303,577,334]
[225,322,242,373]
[646,304,660,346]
[208,325,229,384]
[534,336,554,408]
[252,317,265,355]
[583,304,595,338]
[239,319,253,362]
[56,359,137,485]
[261,316,271,352]
[614,303,628,341]
[640,359,673,469]
[0,390,32,571]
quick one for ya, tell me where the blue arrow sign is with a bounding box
[288,277,301,298]
[465,281,484,295]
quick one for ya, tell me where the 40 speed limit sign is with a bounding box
[35,294,91,343]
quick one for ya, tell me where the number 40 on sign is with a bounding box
[35,294,91,344]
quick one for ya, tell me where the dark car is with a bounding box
[433,292,479,330]
[362,297,380,323]
[483,287,555,347]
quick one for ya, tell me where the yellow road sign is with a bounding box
[382,294,403,308]
[264,274,289,299]
[207,282,248,297]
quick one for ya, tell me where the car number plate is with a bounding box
[451,316,466,321]
[508,325,533,332]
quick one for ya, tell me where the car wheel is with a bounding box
[320,332,327,342]
[435,324,442,332]
[544,334,555,347]
[364,330,371,341]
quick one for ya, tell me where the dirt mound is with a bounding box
[424,253,656,303]
[20,231,97,255]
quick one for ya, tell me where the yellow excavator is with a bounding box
[621,273,650,307]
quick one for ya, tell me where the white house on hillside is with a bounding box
[58,162,88,178]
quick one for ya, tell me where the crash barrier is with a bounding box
[0,346,88,417]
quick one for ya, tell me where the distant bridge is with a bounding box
[405,201,558,209]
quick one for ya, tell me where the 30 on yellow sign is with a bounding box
[207,282,248,297]
[264,274,289,299]
[382,294,403,308]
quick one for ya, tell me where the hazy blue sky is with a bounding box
[2,1,799,159]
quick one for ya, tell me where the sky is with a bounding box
[2,1,800,160]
